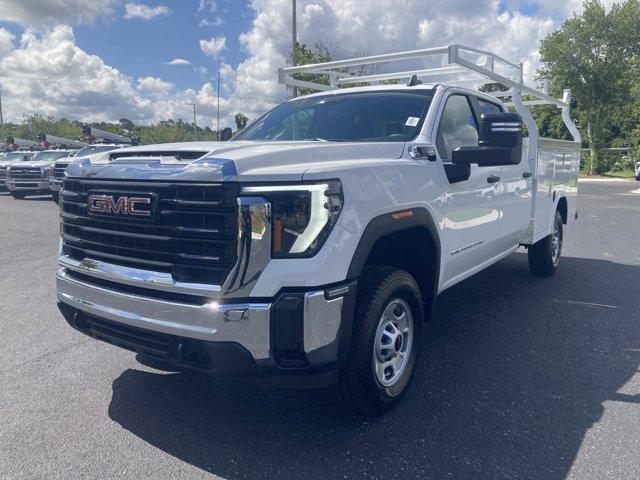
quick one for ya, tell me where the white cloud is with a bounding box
[200,36,227,58]
[0,28,15,57]
[219,0,571,122]
[199,17,224,28]
[0,26,235,128]
[0,0,118,26]
[198,0,218,13]
[124,3,172,20]
[166,58,191,66]
[137,76,174,95]
[0,1,597,132]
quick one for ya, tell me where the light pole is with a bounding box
[187,102,196,140]
[292,0,297,98]
[217,69,220,139]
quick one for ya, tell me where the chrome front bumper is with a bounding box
[6,180,51,192]
[57,267,273,359]
[57,266,347,365]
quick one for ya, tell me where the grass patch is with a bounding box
[580,170,636,179]
[602,170,636,179]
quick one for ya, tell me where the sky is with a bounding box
[0,0,615,130]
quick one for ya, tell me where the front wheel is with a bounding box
[52,192,59,204]
[528,210,563,276]
[336,266,423,416]
[10,192,26,199]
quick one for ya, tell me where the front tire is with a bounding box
[52,192,59,204]
[528,210,563,276]
[337,266,423,416]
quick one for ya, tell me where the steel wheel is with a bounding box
[373,298,414,387]
[551,218,562,267]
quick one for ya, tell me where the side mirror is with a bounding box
[452,112,523,167]
[219,127,233,142]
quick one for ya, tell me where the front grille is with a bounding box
[9,166,42,180]
[53,163,69,179]
[60,179,239,285]
[0,167,6,180]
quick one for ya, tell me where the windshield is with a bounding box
[31,151,72,162]
[234,90,433,142]
[3,152,35,162]
[75,145,119,156]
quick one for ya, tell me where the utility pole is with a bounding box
[292,0,297,98]
[0,86,4,138]
[217,69,220,139]
[187,102,197,140]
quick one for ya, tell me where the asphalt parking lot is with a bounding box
[1,179,639,480]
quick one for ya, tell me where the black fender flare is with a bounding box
[346,207,441,310]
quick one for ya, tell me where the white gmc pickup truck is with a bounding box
[56,45,581,415]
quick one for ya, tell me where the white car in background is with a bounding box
[50,144,128,202]
[0,151,38,192]
[635,160,640,181]
[5,149,77,199]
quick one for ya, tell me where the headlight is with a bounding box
[242,180,343,258]
[42,166,52,178]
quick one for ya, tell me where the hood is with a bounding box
[66,141,407,182]
[9,160,55,169]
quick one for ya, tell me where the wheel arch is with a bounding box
[556,195,568,224]
[347,208,441,316]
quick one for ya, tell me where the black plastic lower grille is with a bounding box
[74,314,214,370]
[60,179,239,285]
[85,315,172,358]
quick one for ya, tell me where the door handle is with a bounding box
[522,171,532,178]
[487,175,501,183]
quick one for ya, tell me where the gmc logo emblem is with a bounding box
[87,194,152,218]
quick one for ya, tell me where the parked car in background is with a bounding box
[0,151,38,192]
[50,144,128,203]
[635,160,640,180]
[6,150,77,199]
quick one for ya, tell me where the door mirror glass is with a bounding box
[436,95,479,161]
[452,112,523,167]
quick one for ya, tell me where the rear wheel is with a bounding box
[336,266,423,416]
[10,192,26,199]
[528,210,563,276]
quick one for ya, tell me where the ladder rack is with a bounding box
[279,43,581,144]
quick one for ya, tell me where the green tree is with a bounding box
[288,41,335,96]
[538,0,640,174]
[234,113,249,131]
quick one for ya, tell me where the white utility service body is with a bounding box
[56,45,581,415]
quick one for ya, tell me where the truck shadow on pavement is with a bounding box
[108,253,640,479]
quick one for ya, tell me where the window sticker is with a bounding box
[405,117,420,127]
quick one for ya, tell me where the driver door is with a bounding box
[435,93,503,288]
